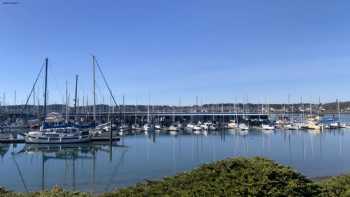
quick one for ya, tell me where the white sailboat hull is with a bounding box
[25,134,90,144]
[25,128,91,144]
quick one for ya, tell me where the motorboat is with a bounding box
[143,124,154,133]
[119,124,129,132]
[201,122,216,131]
[328,122,347,129]
[200,123,209,130]
[154,124,162,130]
[167,125,179,131]
[90,122,112,135]
[131,124,143,132]
[284,123,299,130]
[238,123,249,130]
[301,121,323,131]
[185,123,195,132]
[193,125,202,131]
[227,120,237,129]
[261,124,275,130]
[209,124,216,131]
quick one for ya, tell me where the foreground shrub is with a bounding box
[319,175,350,197]
[0,186,91,197]
[101,157,321,197]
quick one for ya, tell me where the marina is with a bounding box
[2,95,350,193]
[1,58,349,193]
[1,127,350,193]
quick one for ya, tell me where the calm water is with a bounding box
[0,129,350,193]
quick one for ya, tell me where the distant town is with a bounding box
[0,101,349,116]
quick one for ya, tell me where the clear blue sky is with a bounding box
[1,0,350,105]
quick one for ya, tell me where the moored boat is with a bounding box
[227,120,237,129]
[25,126,90,144]
[261,124,275,130]
[238,123,249,130]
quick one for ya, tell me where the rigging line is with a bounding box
[11,153,29,192]
[104,149,128,191]
[23,60,45,111]
[94,57,120,109]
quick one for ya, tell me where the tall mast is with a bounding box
[291,103,294,122]
[108,95,111,122]
[147,95,150,123]
[14,90,16,106]
[309,102,312,115]
[301,96,304,122]
[337,99,340,123]
[93,56,96,122]
[318,96,321,117]
[74,75,79,122]
[65,80,68,123]
[122,95,125,123]
[43,58,48,119]
[134,99,137,125]
[33,87,36,115]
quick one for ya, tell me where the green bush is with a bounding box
[102,157,321,197]
[0,186,91,197]
[318,175,350,197]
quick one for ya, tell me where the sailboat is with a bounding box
[25,59,90,144]
[89,56,121,139]
[333,99,346,129]
[131,103,142,133]
[143,96,154,134]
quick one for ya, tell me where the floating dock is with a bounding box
[91,136,121,142]
[0,137,120,144]
[0,138,25,144]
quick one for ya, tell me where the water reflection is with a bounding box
[7,143,127,193]
[1,130,350,192]
[0,143,10,158]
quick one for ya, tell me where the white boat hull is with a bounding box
[25,134,90,144]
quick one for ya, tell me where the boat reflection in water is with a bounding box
[12,142,127,193]
[0,143,10,158]
[2,129,350,193]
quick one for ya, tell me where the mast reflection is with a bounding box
[13,143,127,192]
